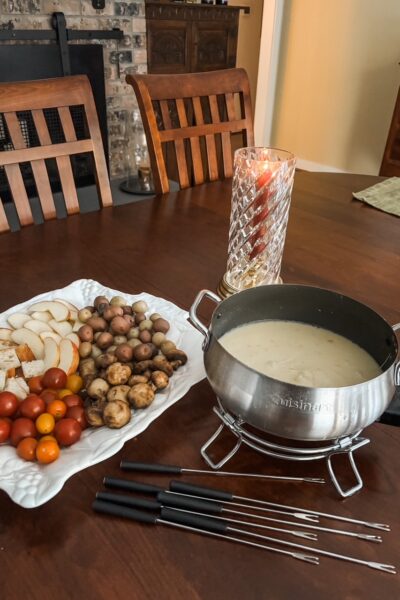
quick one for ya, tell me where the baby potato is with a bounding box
[110,316,130,335]
[115,343,134,362]
[96,332,114,350]
[79,341,92,358]
[132,343,153,362]
[152,318,170,334]
[78,324,94,343]
[78,308,93,323]
[103,306,124,321]
[110,296,127,307]
[86,316,107,332]
[132,300,148,314]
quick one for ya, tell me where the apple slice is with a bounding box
[0,327,12,341]
[54,298,78,312]
[65,332,80,347]
[24,320,54,334]
[43,337,60,371]
[72,320,85,332]
[40,331,62,344]
[8,313,30,329]
[68,310,78,322]
[49,319,73,337]
[10,328,44,359]
[31,311,52,323]
[58,339,79,375]
[28,301,69,322]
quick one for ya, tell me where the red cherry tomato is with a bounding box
[40,389,59,404]
[19,395,46,420]
[63,394,84,409]
[42,368,67,390]
[65,406,87,430]
[10,418,37,447]
[54,418,81,447]
[0,391,19,418]
[0,418,11,443]
[28,376,44,395]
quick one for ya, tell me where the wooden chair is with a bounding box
[380,85,400,177]
[0,75,112,232]
[126,68,254,194]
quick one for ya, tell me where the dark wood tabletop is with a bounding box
[0,171,399,599]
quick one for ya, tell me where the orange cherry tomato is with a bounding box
[17,437,38,461]
[66,374,83,394]
[28,376,44,395]
[58,389,73,399]
[40,435,57,443]
[36,439,60,464]
[47,400,67,420]
[35,412,55,435]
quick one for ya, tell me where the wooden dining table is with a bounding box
[0,170,399,599]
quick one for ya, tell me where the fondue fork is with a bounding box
[92,499,319,566]
[120,460,326,484]
[97,491,317,541]
[162,507,396,574]
[170,481,391,532]
[103,477,319,522]
[155,491,382,544]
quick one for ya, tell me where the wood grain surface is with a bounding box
[0,171,399,600]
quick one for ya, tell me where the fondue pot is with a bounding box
[190,285,400,442]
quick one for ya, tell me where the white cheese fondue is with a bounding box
[219,320,381,388]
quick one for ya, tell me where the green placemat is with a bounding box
[353,177,400,216]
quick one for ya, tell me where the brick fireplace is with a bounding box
[0,0,148,179]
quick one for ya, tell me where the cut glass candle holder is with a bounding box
[218,147,296,298]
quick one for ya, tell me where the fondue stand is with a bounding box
[201,401,370,498]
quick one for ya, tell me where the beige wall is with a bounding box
[230,0,263,108]
[270,0,400,174]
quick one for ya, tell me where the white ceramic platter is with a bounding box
[0,279,206,508]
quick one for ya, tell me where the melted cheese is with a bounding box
[219,320,381,388]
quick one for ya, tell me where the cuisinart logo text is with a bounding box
[270,394,334,413]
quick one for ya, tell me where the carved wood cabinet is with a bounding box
[145,2,241,73]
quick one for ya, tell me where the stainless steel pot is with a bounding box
[190,285,400,441]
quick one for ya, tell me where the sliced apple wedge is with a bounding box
[8,313,30,329]
[28,301,69,322]
[72,320,85,332]
[68,310,78,322]
[10,328,44,359]
[24,320,54,335]
[31,310,52,323]
[54,298,78,312]
[65,332,80,347]
[15,344,36,362]
[0,327,13,341]
[58,339,79,375]
[40,331,62,344]
[43,337,60,371]
[48,319,73,337]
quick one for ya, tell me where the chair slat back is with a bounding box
[0,75,112,230]
[126,68,254,194]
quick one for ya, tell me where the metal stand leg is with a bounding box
[326,437,370,498]
[201,422,242,470]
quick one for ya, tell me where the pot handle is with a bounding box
[393,323,400,385]
[189,289,221,337]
